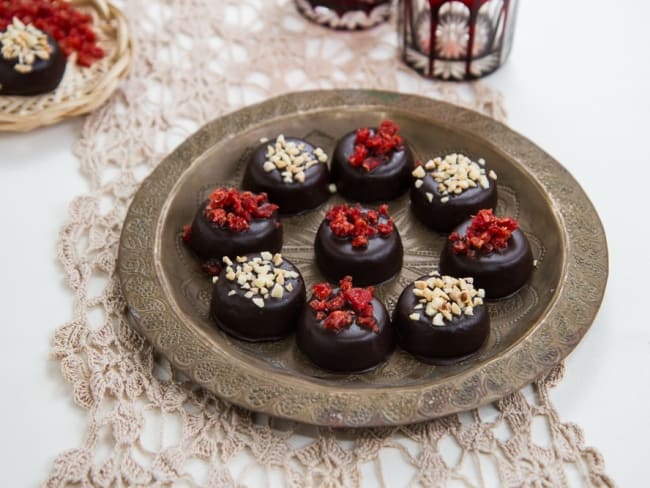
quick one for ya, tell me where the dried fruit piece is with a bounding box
[0,0,105,68]
[347,119,404,172]
[449,209,518,256]
[325,203,395,249]
[309,276,378,333]
[202,188,278,232]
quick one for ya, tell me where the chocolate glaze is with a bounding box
[0,34,66,95]
[211,254,306,342]
[410,175,497,232]
[242,137,331,215]
[296,296,395,372]
[393,279,490,360]
[439,220,534,299]
[314,217,403,286]
[331,129,414,203]
[187,201,282,262]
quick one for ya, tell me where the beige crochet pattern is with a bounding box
[47,1,614,486]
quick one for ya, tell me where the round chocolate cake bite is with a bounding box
[439,209,534,299]
[211,252,306,342]
[315,203,403,286]
[242,134,331,215]
[331,119,413,202]
[393,272,489,362]
[183,188,282,271]
[410,153,498,232]
[0,18,66,95]
[296,276,395,373]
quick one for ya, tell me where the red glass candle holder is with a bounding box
[399,0,518,80]
[295,0,391,30]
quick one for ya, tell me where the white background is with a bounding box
[1,0,649,485]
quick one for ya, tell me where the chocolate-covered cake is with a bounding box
[183,188,282,271]
[331,120,413,202]
[410,153,498,232]
[393,272,489,361]
[296,276,395,372]
[242,134,331,215]
[0,18,66,95]
[314,203,403,286]
[211,253,306,342]
[439,209,534,298]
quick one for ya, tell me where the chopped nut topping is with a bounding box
[222,253,299,306]
[262,134,327,185]
[0,18,52,74]
[408,271,485,326]
[411,153,498,203]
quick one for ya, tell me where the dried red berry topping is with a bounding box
[0,0,105,67]
[348,120,404,172]
[449,209,519,257]
[309,276,378,333]
[201,259,222,277]
[181,224,192,243]
[325,203,394,249]
[202,188,278,232]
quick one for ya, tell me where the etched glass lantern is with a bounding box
[295,0,391,30]
[398,0,518,80]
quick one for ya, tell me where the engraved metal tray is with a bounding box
[117,90,608,427]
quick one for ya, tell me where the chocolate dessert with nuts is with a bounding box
[439,209,534,298]
[0,18,65,95]
[410,153,498,232]
[183,188,282,272]
[242,134,331,214]
[331,120,413,202]
[393,272,490,361]
[314,203,403,286]
[296,276,395,372]
[211,253,306,342]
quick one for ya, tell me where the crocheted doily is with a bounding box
[47,1,613,486]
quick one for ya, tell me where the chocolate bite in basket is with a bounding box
[0,18,65,95]
[314,203,403,286]
[211,253,306,342]
[183,188,282,272]
[393,272,490,362]
[439,209,534,298]
[331,119,413,202]
[242,134,331,215]
[410,153,498,232]
[296,276,395,373]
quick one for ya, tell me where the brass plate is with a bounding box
[117,90,608,427]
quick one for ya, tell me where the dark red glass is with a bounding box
[399,0,518,80]
[295,0,391,30]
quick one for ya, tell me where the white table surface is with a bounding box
[1,1,649,486]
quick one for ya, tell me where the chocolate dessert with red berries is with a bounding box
[183,188,282,272]
[439,209,533,298]
[331,120,413,202]
[314,203,403,286]
[296,276,395,372]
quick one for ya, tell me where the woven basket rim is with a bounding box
[0,0,133,132]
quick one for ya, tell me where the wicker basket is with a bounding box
[0,0,132,132]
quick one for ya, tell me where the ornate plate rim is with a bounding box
[117,89,608,427]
